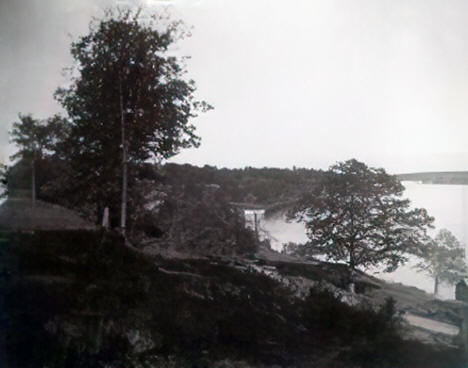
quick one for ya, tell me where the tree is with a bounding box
[288,159,434,291]
[416,229,467,295]
[9,114,65,206]
[153,181,257,255]
[55,9,211,235]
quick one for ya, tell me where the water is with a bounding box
[261,181,468,299]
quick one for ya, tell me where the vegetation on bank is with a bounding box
[415,229,468,295]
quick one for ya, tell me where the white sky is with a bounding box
[2,0,468,173]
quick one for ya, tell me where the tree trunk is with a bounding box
[31,158,36,207]
[102,207,110,229]
[348,252,356,293]
[434,276,439,296]
[119,77,127,236]
[349,267,356,293]
[254,212,259,247]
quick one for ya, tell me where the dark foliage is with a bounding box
[55,10,211,230]
[5,158,321,253]
[288,159,434,284]
[1,230,464,368]
[151,180,257,254]
[161,163,321,206]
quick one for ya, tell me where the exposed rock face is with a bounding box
[126,329,159,354]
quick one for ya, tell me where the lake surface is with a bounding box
[261,181,468,299]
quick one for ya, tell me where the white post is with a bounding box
[102,207,109,229]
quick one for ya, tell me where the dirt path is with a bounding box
[405,313,459,336]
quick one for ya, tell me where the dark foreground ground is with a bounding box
[0,230,465,368]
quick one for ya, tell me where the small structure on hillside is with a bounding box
[455,279,468,362]
[456,280,468,301]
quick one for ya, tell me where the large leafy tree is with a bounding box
[416,229,467,295]
[288,159,434,291]
[55,9,211,234]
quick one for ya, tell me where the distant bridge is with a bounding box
[397,171,468,185]
[230,200,298,217]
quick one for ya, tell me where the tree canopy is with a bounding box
[416,229,467,295]
[55,9,211,231]
[9,114,67,204]
[10,114,53,162]
[288,159,434,286]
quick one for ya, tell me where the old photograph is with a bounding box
[1,1,467,366]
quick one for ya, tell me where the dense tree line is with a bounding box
[4,159,322,211]
[3,158,317,251]
[161,163,322,205]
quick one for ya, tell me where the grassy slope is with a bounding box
[0,198,94,231]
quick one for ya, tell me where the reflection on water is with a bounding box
[262,181,468,299]
[261,213,308,249]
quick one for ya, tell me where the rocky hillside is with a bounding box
[0,230,465,368]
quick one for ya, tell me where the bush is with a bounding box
[303,287,404,366]
[302,287,464,368]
